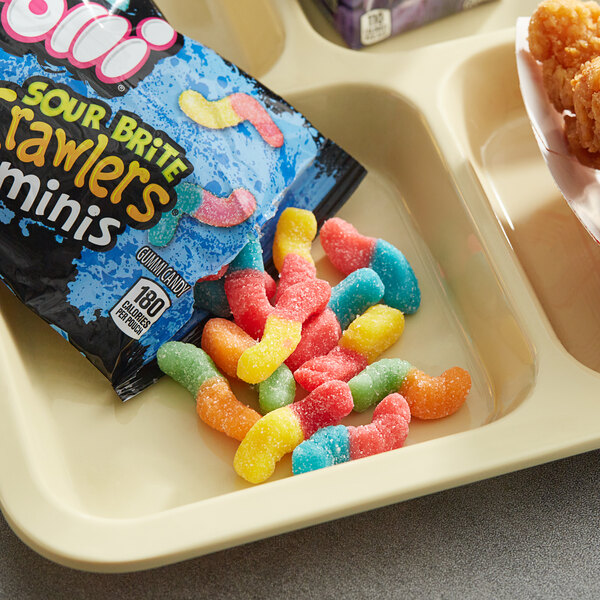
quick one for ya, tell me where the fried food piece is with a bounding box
[564,114,600,167]
[572,56,600,152]
[529,0,600,111]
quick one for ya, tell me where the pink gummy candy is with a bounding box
[192,188,257,228]
[347,393,411,460]
[285,308,341,372]
[274,278,331,323]
[294,346,368,392]
[289,380,354,438]
[229,93,284,148]
[320,218,376,274]
[274,253,317,302]
[224,270,273,339]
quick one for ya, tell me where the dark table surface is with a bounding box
[1,448,599,599]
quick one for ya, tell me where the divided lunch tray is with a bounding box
[1,0,599,572]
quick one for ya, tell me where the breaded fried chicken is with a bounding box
[572,55,600,153]
[529,0,600,111]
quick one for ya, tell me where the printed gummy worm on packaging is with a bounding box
[0,0,366,399]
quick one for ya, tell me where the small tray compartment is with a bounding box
[443,41,600,373]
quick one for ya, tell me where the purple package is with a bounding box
[320,0,495,48]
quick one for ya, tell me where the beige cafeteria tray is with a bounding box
[1,0,599,573]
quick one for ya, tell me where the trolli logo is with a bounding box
[0,0,182,97]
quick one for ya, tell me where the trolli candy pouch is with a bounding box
[0,0,366,399]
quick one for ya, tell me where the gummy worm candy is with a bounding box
[292,393,411,475]
[201,318,295,414]
[223,236,274,339]
[285,268,385,372]
[295,304,405,392]
[233,380,354,484]
[272,207,317,274]
[320,217,421,314]
[179,90,284,148]
[157,341,260,441]
[193,265,275,319]
[148,181,257,247]
[328,268,385,332]
[237,277,331,384]
[271,208,386,371]
[348,358,471,419]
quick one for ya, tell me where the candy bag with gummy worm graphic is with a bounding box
[0,0,366,399]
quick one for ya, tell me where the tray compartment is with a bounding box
[0,81,536,521]
[442,42,600,373]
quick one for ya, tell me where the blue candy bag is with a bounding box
[0,0,365,399]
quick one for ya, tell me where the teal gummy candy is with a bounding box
[292,425,350,475]
[371,239,420,314]
[229,236,264,273]
[148,182,203,247]
[257,363,296,414]
[328,268,384,331]
[193,278,231,318]
[157,341,220,396]
[349,358,413,412]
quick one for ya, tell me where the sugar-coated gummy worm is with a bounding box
[224,236,274,339]
[148,181,256,247]
[348,357,471,419]
[233,380,354,484]
[295,304,405,392]
[272,207,317,273]
[320,217,421,314]
[292,393,411,475]
[201,318,296,414]
[193,259,275,319]
[328,268,385,331]
[179,90,284,148]
[284,267,384,372]
[237,278,331,384]
[157,341,260,441]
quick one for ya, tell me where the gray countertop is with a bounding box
[1,449,599,599]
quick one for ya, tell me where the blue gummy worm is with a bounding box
[328,268,385,331]
[292,425,350,475]
[370,239,420,314]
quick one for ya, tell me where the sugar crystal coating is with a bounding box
[237,315,303,384]
[157,341,220,396]
[320,217,421,314]
[201,318,296,413]
[294,346,368,392]
[272,207,317,273]
[399,367,471,420]
[292,425,350,474]
[329,268,385,331]
[285,308,342,372]
[234,380,353,484]
[371,240,421,314]
[320,217,375,273]
[289,380,354,438]
[196,377,260,441]
[349,358,413,412]
[275,253,317,302]
[292,393,410,475]
[157,341,261,440]
[338,304,405,364]
[225,269,273,339]
[257,364,297,414]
